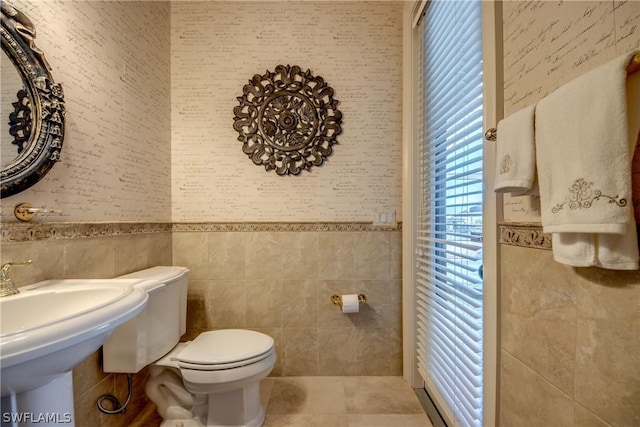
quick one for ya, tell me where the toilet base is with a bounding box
[206,382,265,427]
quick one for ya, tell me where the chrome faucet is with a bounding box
[0,260,32,297]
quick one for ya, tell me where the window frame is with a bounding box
[401,2,503,425]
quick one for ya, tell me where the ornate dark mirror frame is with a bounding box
[1,3,65,197]
[233,65,342,176]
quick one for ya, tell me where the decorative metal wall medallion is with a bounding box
[233,65,342,175]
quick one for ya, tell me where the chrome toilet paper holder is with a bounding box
[330,293,367,306]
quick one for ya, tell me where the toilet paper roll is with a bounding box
[341,294,359,314]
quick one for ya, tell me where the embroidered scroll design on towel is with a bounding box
[551,178,627,213]
[500,155,512,174]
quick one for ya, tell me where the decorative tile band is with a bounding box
[172,222,402,232]
[1,221,402,243]
[1,222,173,243]
[499,222,551,250]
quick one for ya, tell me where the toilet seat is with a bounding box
[174,329,275,371]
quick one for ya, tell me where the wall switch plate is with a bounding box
[373,211,396,225]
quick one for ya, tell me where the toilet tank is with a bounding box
[102,266,190,373]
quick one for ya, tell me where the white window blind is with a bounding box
[415,1,484,426]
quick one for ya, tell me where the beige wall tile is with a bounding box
[63,237,114,279]
[2,226,402,427]
[361,279,401,328]
[113,235,149,276]
[246,279,283,329]
[72,349,109,397]
[205,280,246,329]
[281,232,319,279]
[245,233,283,279]
[318,233,355,280]
[500,351,574,427]
[319,328,357,375]
[318,280,365,328]
[0,240,64,287]
[74,376,117,427]
[186,292,207,335]
[574,269,640,427]
[173,232,208,280]
[351,328,392,376]
[208,232,246,279]
[574,404,610,427]
[318,279,400,329]
[147,232,172,267]
[253,328,282,377]
[500,0,640,420]
[354,232,390,279]
[389,231,402,280]
[501,245,577,395]
[281,328,319,376]
[282,279,319,328]
[390,327,403,376]
[325,329,391,376]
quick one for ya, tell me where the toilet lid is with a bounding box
[176,329,274,366]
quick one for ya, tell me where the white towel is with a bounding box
[494,104,537,196]
[536,50,638,234]
[541,50,640,270]
[552,223,638,270]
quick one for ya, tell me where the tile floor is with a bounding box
[132,376,433,427]
[261,376,433,427]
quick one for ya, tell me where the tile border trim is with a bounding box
[1,222,173,243]
[172,222,402,232]
[1,221,402,242]
[499,222,551,250]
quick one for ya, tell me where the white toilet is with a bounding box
[102,266,276,427]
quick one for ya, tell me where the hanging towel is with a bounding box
[536,50,639,234]
[494,104,537,196]
[540,50,640,270]
[551,222,639,270]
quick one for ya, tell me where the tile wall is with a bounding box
[0,222,402,426]
[0,224,172,427]
[499,228,640,426]
[175,224,403,377]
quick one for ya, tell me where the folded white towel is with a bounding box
[552,223,639,270]
[536,50,639,234]
[544,50,640,270]
[494,104,537,196]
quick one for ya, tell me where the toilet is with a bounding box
[102,266,276,427]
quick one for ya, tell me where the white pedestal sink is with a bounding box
[0,279,149,426]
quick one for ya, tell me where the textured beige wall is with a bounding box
[0,0,172,222]
[500,2,640,426]
[170,1,403,222]
[1,1,171,426]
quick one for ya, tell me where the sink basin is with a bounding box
[0,279,148,397]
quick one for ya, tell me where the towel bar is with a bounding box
[485,52,640,143]
[628,52,640,74]
[484,128,497,142]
